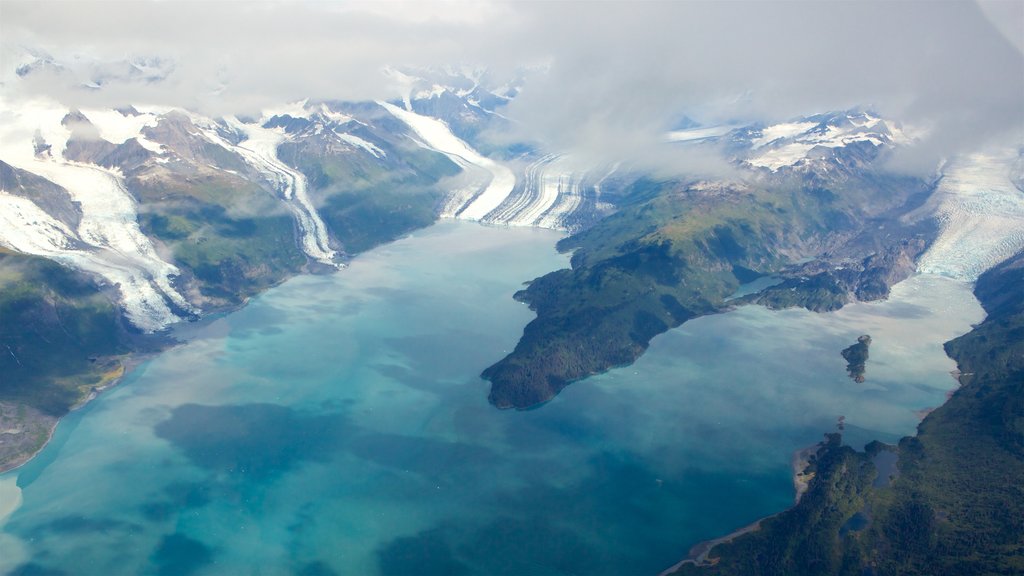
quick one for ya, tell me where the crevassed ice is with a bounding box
[378,101,515,220]
[0,97,194,332]
[916,149,1024,281]
[196,114,338,266]
[486,154,587,230]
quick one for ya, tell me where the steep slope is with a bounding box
[0,249,154,470]
[483,120,936,408]
[0,101,196,331]
[273,102,461,254]
[380,67,609,231]
[671,248,1024,576]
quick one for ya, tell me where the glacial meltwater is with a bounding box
[0,221,984,575]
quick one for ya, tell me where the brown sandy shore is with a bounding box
[0,352,157,474]
[657,441,823,575]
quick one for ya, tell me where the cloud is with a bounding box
[1,0,1020,174]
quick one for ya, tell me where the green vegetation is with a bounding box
[282,138,457,254]
[673,250,1024,575]
[131,173,307,306]
[676,434,878,576]
[0,250,134,416]
[483,172,930,408]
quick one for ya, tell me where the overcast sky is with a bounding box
[2,0,1021,173]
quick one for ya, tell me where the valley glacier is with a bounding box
[380,101,517,220]
[2,90,1020,336]
[914,149,1024,280]
[0,96,596,332]
[0,98,195,331]
[203,115,339,266]
[380,101,595,229]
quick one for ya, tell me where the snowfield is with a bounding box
[745,114,911,171]
[80,108,165,153]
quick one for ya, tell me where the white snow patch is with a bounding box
[379,101,515,220]
[848,114,882,129]
[747,142,817,170]
[318,104,355,125]
[745,116,905,171]
[750,122,818,149]
[335,132,386,158]
[80,108,166,154]
[80,108,158,144]
[382,68,417,110]
[414,84,448,100]
[264,99,311,120]
[0,191,79,252]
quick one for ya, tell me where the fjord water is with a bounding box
[0,221,982,576]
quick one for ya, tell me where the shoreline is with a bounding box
[657,441,824,575]
[0,249,351,477]
[0,349,166,475]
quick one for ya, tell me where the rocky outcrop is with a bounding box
[841,335,872,383]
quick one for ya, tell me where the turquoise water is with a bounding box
[0,221,984,575]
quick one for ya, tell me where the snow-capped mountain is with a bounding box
[736,111,915,172]
[8,46,175,91]
[2,52,1020,337]
[0,64,607,331]
[667,110,917,175]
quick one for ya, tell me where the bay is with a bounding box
[0,221,983,575]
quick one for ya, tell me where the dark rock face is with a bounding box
[61,110,119,164]
[0,160,82,231]
[484,164,937,408]
[841,335,872,383]
[746,236,930,313]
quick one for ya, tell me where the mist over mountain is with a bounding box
[1,2,1023,575]
[3,1,1021,175]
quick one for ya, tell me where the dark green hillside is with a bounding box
[0,249,164,470]
[280,131,458,254]
[672,250,1024,575]
[0,250,134,416]
[483,170,933,409]
[131,172,307,307]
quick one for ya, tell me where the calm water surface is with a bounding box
[0,221,983,575]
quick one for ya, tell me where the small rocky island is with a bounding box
[841,335,872,383]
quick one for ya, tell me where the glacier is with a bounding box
[379,101,516,220]
[485,154,588,230]
[915,149,1024,281]
[191,113,339,267]
[379,101,593,230]
[0,98,195,332]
